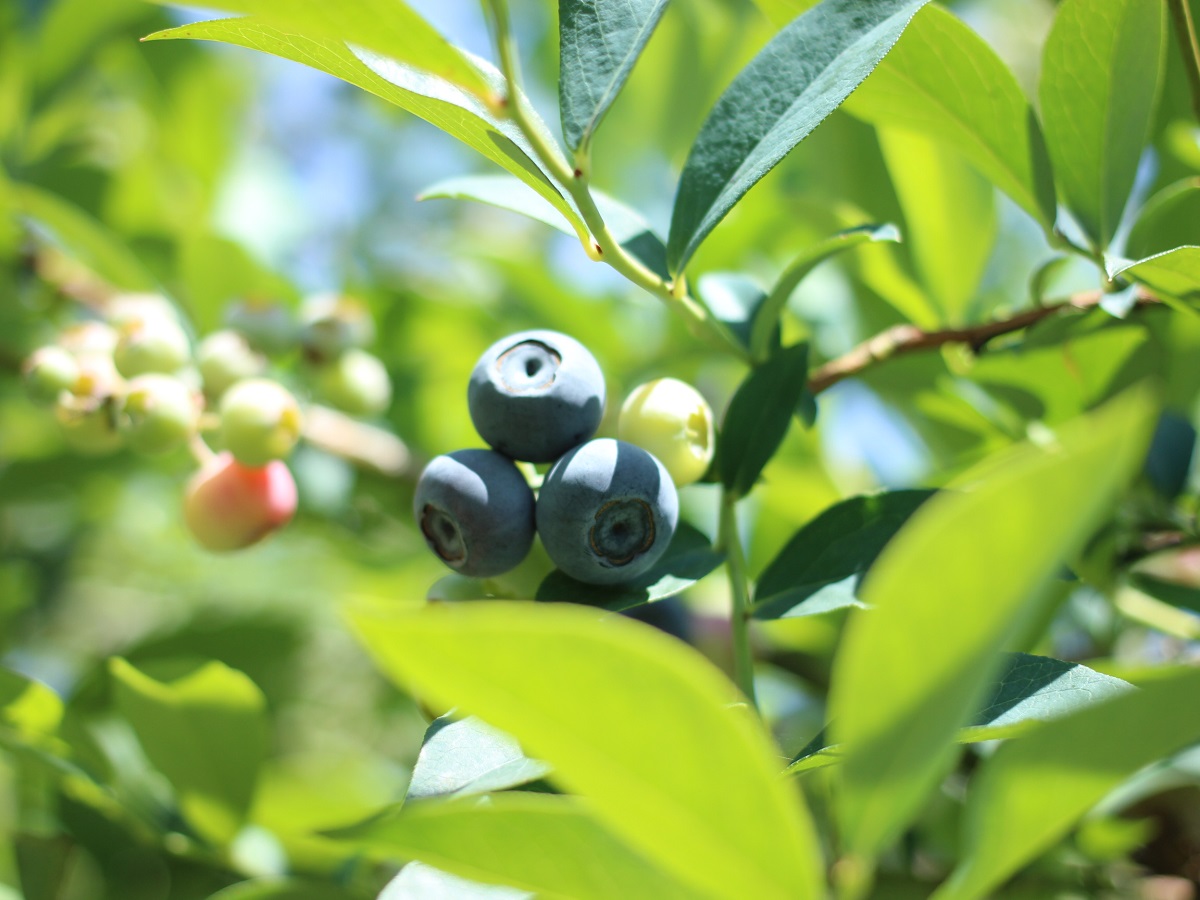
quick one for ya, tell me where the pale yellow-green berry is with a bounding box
[618,378,715,487]
[120,374,200,456]
[219,378,304,467]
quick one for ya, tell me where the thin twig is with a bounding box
[718,491,758,709]
[807,289,1160,395]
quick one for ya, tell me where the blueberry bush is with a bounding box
[4,0,1200,897]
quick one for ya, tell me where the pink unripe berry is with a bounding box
[183,452,298,552]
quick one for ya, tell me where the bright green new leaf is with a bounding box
[937,668,1200,900]
[666,0,929,275]
[349,602,823,900]
[334,793,698,900]
[1039,0,1166,249]
[0,668,62,743]
[206,879,359,900]
[16,183,158,290]
[717,343,811,498]
[559,0,669,152]
[844,4,1056,232]
[878,128,995,325]
[1111,247,1200,303]
[831,387,1156,862]
[750,0,820,29]
[789,654,1131,774]
[143,19,586,245]
[150,0,492,101]
[1126,177,1200,259]
[751,223,899,361]
[753,490,933,620]
[536,522,723,609]
[406,715,550,802]
[381,863,532,899]
[110,658,268,845]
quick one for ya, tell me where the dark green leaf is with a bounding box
[536,522,723,609]
[109,658,267,845]
[1126,177,1200,259]
[752,490,933,620]
[666,0,928,273]
[1039,0,1166,248]
[1143,410,1196,497]
[332,793,697,900]
[696,273,769,354]
[753,223,899,360]
[844,4,1056,231]
[558,0,669,152]
[381,862,532,899]
[938,668,1200,900]
[1128,572,1200,615]
[831,388,1156,861]
[406,715,551,802]
[717,344,810,497]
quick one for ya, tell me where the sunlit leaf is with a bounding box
[381,863,532,899]
[406,715,550,802]
[1126,177,1200,259]
[1111,246,1200,303]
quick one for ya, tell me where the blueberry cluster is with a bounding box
[415,331,692,585]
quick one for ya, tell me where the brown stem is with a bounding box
[807,290,1160,395]
[1169,0,1200,124]
[302,404,421,479]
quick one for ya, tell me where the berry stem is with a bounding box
[718,490,758,710]
[483,0,752,364]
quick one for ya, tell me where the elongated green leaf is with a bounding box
[536,521,723,609]
[349,602,823,900]
[844,4,1056,230]
[753,490,933,620]
[789,654,1132,774]
[0,669,62,744]
[406,715,550,802]
[718,344,810,497]
[16,183,158,290]
[831,388,1156,862]
[751,0,820,29]
[143,19,585,242]
[666,0,929,274]
[1111,247,1200,302]
[110,658,267,844]
[878,128,995,325]
[1126,177,1200,259]
[751,224,899,361]
[936,668,1200,900]
[335,793,697,900]
[418,174,669,279]
[207,880,359,900]
[559,0,669,151]
[1039,0,1166,248]
[382,863,532,899]
[150,0,492,100]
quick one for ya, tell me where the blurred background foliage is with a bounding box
[3,0,1200,897]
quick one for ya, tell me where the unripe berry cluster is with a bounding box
[415,331,715,586]
[21,292,393,553]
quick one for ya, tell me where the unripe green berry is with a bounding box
[114,315,190,377]
[219,378,303,466]
[56,393,124,456]
[224,299,297,355]
[120,374,200,456]
[299,293,375,363]
[22,346,80,405]
[58,321,118,358]
[314,349,391,416]
[618,378,715,487]
[196,330,267,399]
[183,452,298,552]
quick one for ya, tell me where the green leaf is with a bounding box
[936,667,1200,900]
[109,658,268,844]
[150,0,492,101]
[877,127,995,325]
[0,669,62,744]
[349,602,823,900]
[788,654,1132,774]
[750,0,820,29]
[536,521,723,609]
[406,715,551,802]
[381,862,532,899]
[830,387,1157,862]
[1126,177,1200,259]
[143,19,585,244]
[751,224,899,361]
[1039,0,1166,248]
[697,273,769,354]
[418,174,669,279]
[1111,247,1200,303]
[15,183,158,291]
[666,0,929,274]
[717,344,811,497]
[752,490,933,620]
[334,793,697,900]
[558,0,669,152]
[206,880,359,900]
[844,4,1056,231]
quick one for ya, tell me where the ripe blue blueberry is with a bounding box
[536,438,678,585]
[467,330,605,463]
[414,449,536,577]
